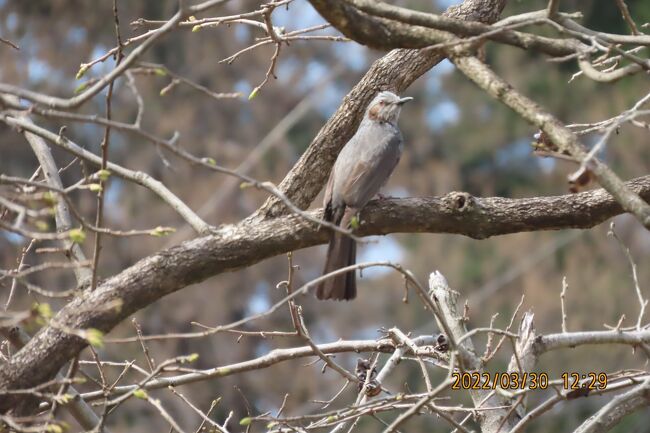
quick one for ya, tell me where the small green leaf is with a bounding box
[34,302,53,320]
[43,191,58,205]
[88,183,102,193]
[239,417,252,426]
[184,353,199,363]
[350,215,360,229]
[74,81,90,94]
[188,16,197,22]
[85,328,104,348]
[159,87,169,97]
[35,220,50,231]
[150,226,176,237]
[68,228,86,244]
[133,389,148,399]
[55,393,73,404]
[267,422,278,429]
[76,64,89,80]
[192,25,201,32]
[239,182,253,189]
[248,88,259,100]
[154,68,167,77]
[326,416,337,423]
[97,169,111,181]
[45,424,64,433]
[202,157,217,166]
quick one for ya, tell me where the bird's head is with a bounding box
[366,91,413,124]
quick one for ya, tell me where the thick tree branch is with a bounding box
[450,55,650,229]
[534,329,650,354]
[325,0,578,56]
[573,378,650,433]
[0,99,96,421]
[0,327,108,430]
[302,0,650,229]
[429,272,516,432]
[253,0,506,219]
[3,177,650,410]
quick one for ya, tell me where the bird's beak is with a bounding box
[396,97,414,105]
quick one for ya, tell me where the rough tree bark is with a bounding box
[252,0,506,219]
[0,0,510,412]
[3,177,650,410]
[6,0,647,418]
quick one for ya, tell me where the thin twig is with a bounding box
[560,276,568,333]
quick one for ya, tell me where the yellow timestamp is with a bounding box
[561,372,607,390]
[451,372,549,390]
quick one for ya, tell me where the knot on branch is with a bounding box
[444,191,475,213]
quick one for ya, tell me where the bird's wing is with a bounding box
[339,132,402,209]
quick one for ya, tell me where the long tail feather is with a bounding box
[316,209,357,300]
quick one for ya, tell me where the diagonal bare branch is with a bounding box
[253,0,507,219]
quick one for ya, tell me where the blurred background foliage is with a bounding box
[1,0,650,431]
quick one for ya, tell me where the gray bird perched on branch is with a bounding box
[316,91,413,301]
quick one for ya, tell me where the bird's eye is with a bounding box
[378,100,385,105]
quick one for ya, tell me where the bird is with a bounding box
[316,91,413,301]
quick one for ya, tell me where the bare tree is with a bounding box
[1,0,650,432]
